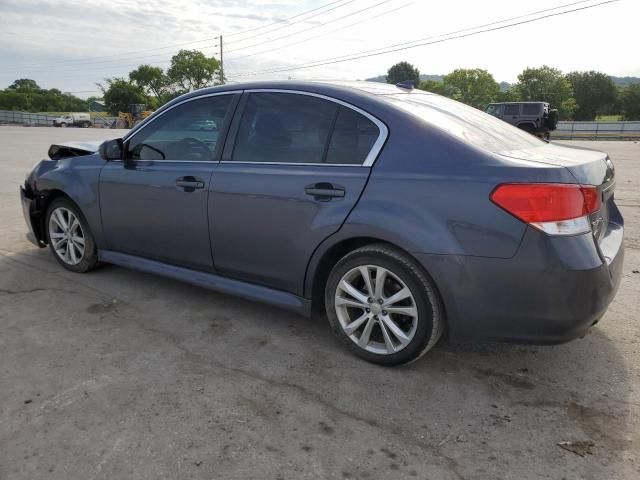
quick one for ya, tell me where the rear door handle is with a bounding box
[176,176,205,191]
[305,182,345,200]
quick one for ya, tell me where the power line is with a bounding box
[226,0,358,45]
[226,0,394,53]
[20,45,220,73]
[13,0,351,70]
[229,0,600,73]
[18,37,219,70]
[228,2,413,62]
[15,1,379,75]
[224,0,348,38]
[228,0,618,79]
[18,47,220,76]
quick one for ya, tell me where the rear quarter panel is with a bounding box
[341,120,576,258]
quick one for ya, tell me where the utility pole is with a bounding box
[219,35,224,85]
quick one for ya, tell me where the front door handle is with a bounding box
[176,176,205,192]
[305,182,345,200]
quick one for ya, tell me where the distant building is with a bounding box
[88,99,105,112]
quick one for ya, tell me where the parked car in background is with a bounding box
[53,113,92,128]
[190,119,217,131]
[485,101,558,139]
[20,81,624,365]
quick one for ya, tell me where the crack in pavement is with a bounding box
[108,307,468,480]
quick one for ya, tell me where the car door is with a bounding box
[99,92,239,271]
[209,90,387,295]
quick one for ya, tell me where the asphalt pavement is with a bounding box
[0,126,638,479]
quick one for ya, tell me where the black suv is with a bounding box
[485,101,559,139]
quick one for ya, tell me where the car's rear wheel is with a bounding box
[325,244,444,365]
[45,198,98,273]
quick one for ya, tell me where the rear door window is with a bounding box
[232,92,337,164]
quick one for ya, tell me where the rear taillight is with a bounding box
[490,183,601,236]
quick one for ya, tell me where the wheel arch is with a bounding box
[305,235,447,323]
[517,122,537,132]
[33,189,78,244]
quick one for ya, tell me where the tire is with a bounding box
[325,244,444,366]
[60,122,67,128]
[45,198,98,273]
[518,123,536,135]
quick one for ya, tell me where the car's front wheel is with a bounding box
[325,244,444,366]
[45,198,98,273]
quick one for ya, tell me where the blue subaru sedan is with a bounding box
[20,81,624,365]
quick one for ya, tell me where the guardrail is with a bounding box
[552,121,640,140]
[0,110,117,128]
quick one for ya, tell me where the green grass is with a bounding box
[595,114,623,121]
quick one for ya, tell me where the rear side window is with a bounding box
[504,104,520,115]
[522,104,540,115]
[326,107,379,165]
[232,92,337,164]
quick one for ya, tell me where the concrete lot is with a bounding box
[0,126,638,479]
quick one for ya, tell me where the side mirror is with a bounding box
[99,138,124,161]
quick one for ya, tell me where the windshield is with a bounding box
[383,93,543,153]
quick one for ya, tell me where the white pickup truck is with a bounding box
[52,113,92,128]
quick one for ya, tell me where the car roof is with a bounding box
[174,80,433,103]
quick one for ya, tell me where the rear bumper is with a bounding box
[415,224,624,344]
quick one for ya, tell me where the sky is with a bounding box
[0,0,638,98]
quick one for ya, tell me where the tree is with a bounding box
[99,78,147,115]
[513,66,576,119]
[0,90,30,110]
[386,61,420,86]
[495,89,520,102]
[441,68,500,109]
[619,83,640,120]
[418,79,444,95]
[167,50,220,92]
[129,65,169,106]
[567,71,617,120]
[8,78,40,91]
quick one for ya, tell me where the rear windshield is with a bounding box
[383,93,543,152]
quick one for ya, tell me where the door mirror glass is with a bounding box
[99,138,124,161]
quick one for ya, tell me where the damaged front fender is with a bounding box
[21,150,106,247]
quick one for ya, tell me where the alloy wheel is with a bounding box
[48,207,85,265]
[334,265,418,355]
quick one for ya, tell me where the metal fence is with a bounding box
[552,121,640,140]
[0,110,117,128]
